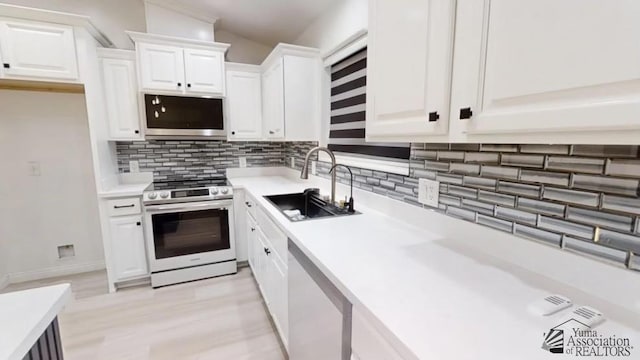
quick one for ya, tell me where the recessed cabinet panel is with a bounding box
[138,43,185,91]
[109,215,148,281]
[452,0,640,135]
[365,0,455,140]
[0,19,78,80]
[184,48,224,95]
[102,57,141,139]
[227,70,262,140]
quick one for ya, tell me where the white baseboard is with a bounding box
[8,260,106,284]
[0,274,9,290]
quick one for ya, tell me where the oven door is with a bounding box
[144,200,236,273]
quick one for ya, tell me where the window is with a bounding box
[326,47,410,175]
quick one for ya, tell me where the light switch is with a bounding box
[129,160,140,173]
[239,157,247,168]
[28,161,41,176]
[418,178,439,207]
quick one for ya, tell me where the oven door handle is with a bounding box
[145,201,233,213]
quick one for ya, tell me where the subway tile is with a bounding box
[542,187,600,207]
[476,214,513,232]
[538,216,594,239]
[480,144,518,153]
[636,218,640,233]
[514,224,562,246]
[501,154,545,168]
[412,169,437,180]
[495,206,537,225]
[439,195,461,207]
[566,207,633,232]
[409,159,426,169]
[497,181,541,198]
[412,149,438,160]
[461,199,495,215]
[464,152,500,164]
[424,143,450,150]
[478,190,516,207]
[545,156,605,174]
[605,159,640,177]
[394,185,416,196]
[425,160,450,172]
[436,173,463,185]
[519,170,570,187]
[450,163,480,175]
[437,151,465,161]
[571,174,639,196]
[481,165,520,180]
[463,176,497,191]
[517,198,566,217]
[571,145,638,158]
[446,206,476,221]
[439,183,449,194]
[448,185,478,199]
[597,229,640,254]
[563,236,628,265]
[519,144,570,155]
[630,253,640,271]
[450,144,480,151]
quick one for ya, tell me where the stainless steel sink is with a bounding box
[264,188,359,221]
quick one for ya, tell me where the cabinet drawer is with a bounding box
[245,193,258,219]
[256,206,287,261]
[107,198,141,216]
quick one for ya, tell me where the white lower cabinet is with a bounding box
[108,214,148,281]
[351,307,405,360]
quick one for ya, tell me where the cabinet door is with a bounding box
[254,229,270,298]
[283,55,320,141]
[246,213,258,271]
[365,0,455,140]
[102,58,141,139]
[109,215,148,281]
[351,307,405,360]
[451,0,640,135]
[268,255,288,347]
[227,70,263,140]
[184,48,224,95]
[262,59,285,139]
[138,43,185,92]
[0,19,78,80]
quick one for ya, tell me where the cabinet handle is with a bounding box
[114,204,135,209]
[245,202,252,207]
[459,107,473,120]
[187,83,191,88]
[136,222,141,226]
[134,130,140,134]
[264,247,271,255]
[231,131,236,135]
[251,227,255,232]
[269,130,275,134]
[177,82,182,87]
[3,63,9,69]
[428,111,439,122]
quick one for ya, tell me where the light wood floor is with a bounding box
[2,268,286,360]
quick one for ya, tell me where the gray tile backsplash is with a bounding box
[117,140,640,272]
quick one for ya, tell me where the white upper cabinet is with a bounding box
[365,0,456,141]
[262,58,285,140]
[138,42,185,92]
[184,48,224,94]
[99,49,142,140]
[0,18,78,81]
[260,44,321,141]
[129,32,229,97]
[226,64,263,140]
[451,0,640,137]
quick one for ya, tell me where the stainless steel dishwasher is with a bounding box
[288,239,352,360]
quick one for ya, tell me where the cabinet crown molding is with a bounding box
[97,48,135,60]
[261,43,320,69]
[126,31,230,52]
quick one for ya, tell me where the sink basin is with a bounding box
[264,189,359,221]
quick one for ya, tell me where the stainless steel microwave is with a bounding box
[143,94,226,139]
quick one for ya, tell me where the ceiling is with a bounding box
[151,0,341,46]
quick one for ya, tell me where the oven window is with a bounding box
[145,94,224,130]
[152,209,230,259]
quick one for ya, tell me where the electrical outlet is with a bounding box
[290,156,295,168]
[418,178,440,207]
[311,160,317,175]
[27,161,41,176]
[129,160,140,173]
[239,157,247,168]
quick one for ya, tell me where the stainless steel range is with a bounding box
[142,177,236,288]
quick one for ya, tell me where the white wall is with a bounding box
[0,90,104,281]
[144,1,214,41]
[293,0,367,54]
[215,30,272,64]
[0,0,146,49]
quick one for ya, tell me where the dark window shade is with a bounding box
[329,48,410,161]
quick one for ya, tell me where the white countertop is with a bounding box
[0,284,72,360]
[98,182,150,198]
[229,171,640,360]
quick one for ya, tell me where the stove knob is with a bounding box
[159,191,170,199]
[210,187,219,195]
[148,192,157,200]
[221,187,229,195]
